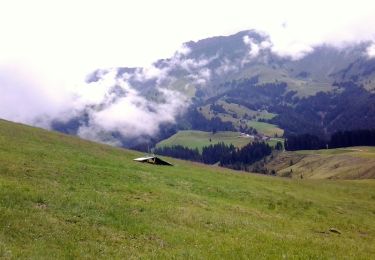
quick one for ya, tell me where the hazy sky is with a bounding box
[1,0,375,142]
[1,0,375,71]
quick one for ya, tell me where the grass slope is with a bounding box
[156,130,251,151]
[247,121,284,137]
[217,101,277,121]
[235,65,334,97]
[1,119,375,258]
[199,101,284,137]
[266,148,375,179]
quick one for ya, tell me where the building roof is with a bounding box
[133,155,173,166]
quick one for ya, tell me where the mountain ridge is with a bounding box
[51,29,375,147]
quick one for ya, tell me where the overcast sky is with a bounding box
[1,0,375,140]
[1,0,375,71]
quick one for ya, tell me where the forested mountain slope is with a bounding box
[52,30,375,146]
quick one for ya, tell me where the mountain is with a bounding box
[52,30,375,147]
[1,118,375,258]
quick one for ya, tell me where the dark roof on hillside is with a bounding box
[133,156,173,166]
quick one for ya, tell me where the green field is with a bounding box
[266,147,375,179]
[254,112,277,121]
[247,121,284,137]
[235,65,335,98]
[1,119,375,258]
[156,130,251,151]
[199,101,277,122]
[266,137,285,147]
[199,102,284,137]
[222,102,277,121]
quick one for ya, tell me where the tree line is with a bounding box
[271,82,375,137]
[219,142,273,171]
[154,141,281,172]
[285,129,375,151]
[153,145,201,162]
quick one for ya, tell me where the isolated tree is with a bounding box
[275,141,283,151]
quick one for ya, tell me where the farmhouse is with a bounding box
[239,132,254,138]
[133,155,173,166]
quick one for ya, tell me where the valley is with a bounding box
[1,119,375,258]
[2,3,375,259]
[53,30,375,147]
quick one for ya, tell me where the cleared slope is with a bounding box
[266,148,375,179]
[0,119,375,258]
[156,130,251,151]
[198,102,284,137]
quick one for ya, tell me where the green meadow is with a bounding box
[156,130,251,151]
[1,119,375,259]
[199,101,284,137]
[247,121,284,137]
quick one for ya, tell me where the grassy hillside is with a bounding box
[199,102,284,137]
[1,119,375,258]
[216,101,277,121]
[247,121,284,137]
[266,147,375,179]
[156,130,251,151]
[235,65,334,97]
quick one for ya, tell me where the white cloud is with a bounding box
[188,68,212,85]
[243,36,261,58]
[73,70,118,108]
[133,65,170,84]
[367,43,375,58]
[199,68,211,81]
[175,44,192,58]
[215,58,238,75]
[0,64,72,126]
[262,1,375,59]
[242,36,273,65]
[1,0,375,70]
[0,62,188,145]
[77,72,189,144]
[78,85,188,144]
[179,58,210,71]
[172,53,218,73]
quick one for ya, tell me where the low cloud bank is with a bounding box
[0,66,188,146]
[77,70,188,145]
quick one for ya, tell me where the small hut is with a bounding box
[133,155,173,166]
